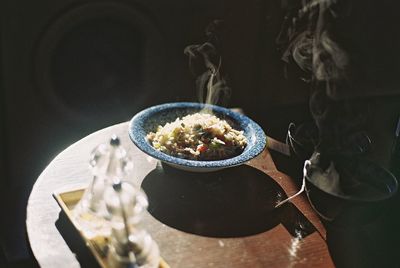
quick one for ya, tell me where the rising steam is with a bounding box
[279,0,349,90]
[275,0,366,203]
[312,0,349,99]
[184,21,231,107]
[278,0,356,154]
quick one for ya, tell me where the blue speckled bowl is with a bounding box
[128,102,266,172]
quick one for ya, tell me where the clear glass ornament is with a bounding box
[105,180,160,268]
[73,135,133,238]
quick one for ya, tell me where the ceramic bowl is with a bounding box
[128,102,266,172]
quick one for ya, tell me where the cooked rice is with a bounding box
[146,112,247,160]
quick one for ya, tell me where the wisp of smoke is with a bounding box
[278,0,349,98]
[184,21,231,107]
[312,0,349,99]
[276,0,371,200]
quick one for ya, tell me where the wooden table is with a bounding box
[26,122,334,268]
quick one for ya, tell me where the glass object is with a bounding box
[73,135,133,238]
[105,180,160,268]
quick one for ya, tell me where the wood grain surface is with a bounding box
[26,122,334,268]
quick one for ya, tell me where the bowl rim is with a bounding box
[128,102,267,169]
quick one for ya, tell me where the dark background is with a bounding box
[1,0,400,267]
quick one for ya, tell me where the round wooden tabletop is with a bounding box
[26,122,333,268]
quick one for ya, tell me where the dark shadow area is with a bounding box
[0,185,39,268]
[269,150,304,186]
[279,202,316,238]
[0,246,38,268]
[325,191,400,268]
[142,163,315,238]
[55,212,100,268]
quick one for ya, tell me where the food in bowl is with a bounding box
[146,112,247,161]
